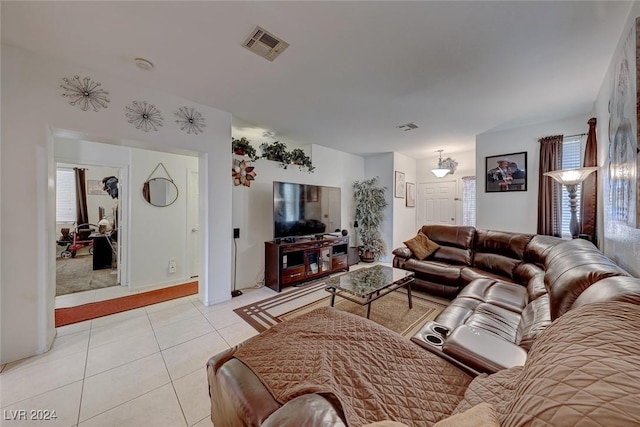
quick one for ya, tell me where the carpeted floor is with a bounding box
[56,254,118,296]
[234,280,450,338]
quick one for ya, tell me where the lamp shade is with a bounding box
[431,168,450,178]
[543,167,598,185]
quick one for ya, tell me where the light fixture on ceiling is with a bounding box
[431,150,458,178]
[543,166,598,238]
[134,57,154,70]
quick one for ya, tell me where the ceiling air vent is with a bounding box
[242,25,290,62]
[396,122,419,131]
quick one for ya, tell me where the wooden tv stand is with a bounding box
[264,236,350,292]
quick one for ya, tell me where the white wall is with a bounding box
[364,153,394,262]
[416,149,476,227]
[1,45,232,363]
[475,114,589,233]
[392,153,417,250]
[231,143,365,289]
[130,148,198,289]
[595,3,640,276]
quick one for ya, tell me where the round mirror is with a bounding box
[142,178,179,207]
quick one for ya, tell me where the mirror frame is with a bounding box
[142,177,179,207]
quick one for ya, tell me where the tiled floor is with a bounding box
[0,286,279,427]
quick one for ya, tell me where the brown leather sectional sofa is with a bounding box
[207,225,640,426]
[393,225,640,374]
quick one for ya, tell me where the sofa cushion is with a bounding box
[403,232,440,260]
[544,239,629,320]
[514,294,551,351]
[460,267,518,285]
[471,230,533,279]
[465,303,521,342]
[404,259,462,286]
[421,225,475,266]
[457,279,526,313]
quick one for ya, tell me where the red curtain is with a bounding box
[537,135,563,236]
[580,118,598,243]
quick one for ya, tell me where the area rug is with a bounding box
[234,281,450,338]
[55,281,198,327]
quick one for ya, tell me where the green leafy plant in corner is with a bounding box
[353,176,388,262]
[260,141,292,169]
[290,148,315,173]
[232,137,259,161]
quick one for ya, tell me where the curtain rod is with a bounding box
[564,133,587,139]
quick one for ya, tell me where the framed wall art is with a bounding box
[486,151,527,192]
[406,182,415,207]
[394,171,405,198]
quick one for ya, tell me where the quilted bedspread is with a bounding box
[234,307,472,427]
[455,301,640,426]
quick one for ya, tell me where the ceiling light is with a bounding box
[431,150,458,178]
[134,58,154,70]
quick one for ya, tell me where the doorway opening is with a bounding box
[55,163,122,297]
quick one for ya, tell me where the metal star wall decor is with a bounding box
[60,75,110,112]
[125,100,164,132]
[174,106,205,135]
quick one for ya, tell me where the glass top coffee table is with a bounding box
[325,265,415,319]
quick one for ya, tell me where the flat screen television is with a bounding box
[273,181,341,238]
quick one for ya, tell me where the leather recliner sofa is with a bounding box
[393,225,639,374]
[207,225,640,426]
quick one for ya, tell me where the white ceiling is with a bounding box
[1,1,632,159]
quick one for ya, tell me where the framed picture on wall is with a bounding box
[394,171,405,198]
[486,151,527,192]
[87,179,108,195]
[406,182,415,207]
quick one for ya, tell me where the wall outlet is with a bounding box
[168,259,176,274]
[233,228,240,239]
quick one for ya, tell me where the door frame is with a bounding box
[186,168,199,279]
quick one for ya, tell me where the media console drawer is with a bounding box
[332,255,348,270]
[281,265,306,284]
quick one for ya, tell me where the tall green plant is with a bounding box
[353,177,388,261]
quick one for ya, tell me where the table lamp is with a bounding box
[543,166,598,238]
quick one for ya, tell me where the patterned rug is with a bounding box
[234,281,450,338]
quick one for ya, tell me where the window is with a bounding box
[462,176,476,227]
[560,136,583,237]
[56,169,76,222]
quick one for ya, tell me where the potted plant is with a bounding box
[290,148,315,173]
[260,141,291,168]
[353,177,388,262]
[232,137,259,161]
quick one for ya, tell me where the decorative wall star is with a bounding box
[175,106,206,135]
[125,101,164,132]
[60,75,110,112]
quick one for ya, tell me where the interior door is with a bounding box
[187,169,199,278]
[417,181,457,226]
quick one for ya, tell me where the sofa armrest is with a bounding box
[392,247,413,259]
[262,394,347,427]
[442,325,527,374]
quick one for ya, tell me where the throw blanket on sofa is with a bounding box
[234,307,472,427]
[453,301,640,426]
